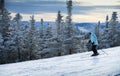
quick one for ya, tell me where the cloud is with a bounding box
[73,5,120,15]
[5,0,120,22]
[117,0,120,3]
[5,0,66,14]
[5,0,120,15]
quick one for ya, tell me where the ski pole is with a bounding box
[101,49,108,55]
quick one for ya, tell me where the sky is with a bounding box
[5,0,120,22]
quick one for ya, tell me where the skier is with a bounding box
[88,32,99,56]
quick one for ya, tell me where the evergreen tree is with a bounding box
[34,18,45,59]
[109,12,119,28]
[39,18,44,38]
[108,12,120,47]
[0,0,17,63]
[65,0,75,38]
[105,15,109,28]
[56,10,63,37]
[101,12,120,48]
[44,23,53,39]
[27,15,37,60]
[13,13,22,29]
[20,24,30,61]
[94,21,100,39]
[12,13,23,61]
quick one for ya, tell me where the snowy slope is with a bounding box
[0,47,120,76]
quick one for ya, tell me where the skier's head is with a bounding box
[85,32,91,39]
[89,32,91,35]
[88,32,91,36]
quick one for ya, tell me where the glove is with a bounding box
[88,40,91,43]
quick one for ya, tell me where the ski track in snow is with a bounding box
[0,47,120,76]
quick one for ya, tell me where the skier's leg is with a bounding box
[92,45,96,55]
[94,45,99,55]
[91,45,99,56]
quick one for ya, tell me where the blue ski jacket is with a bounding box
[90,32,98,45]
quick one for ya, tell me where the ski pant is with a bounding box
[92,45,98,54]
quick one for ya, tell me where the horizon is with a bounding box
[5,0,120,22]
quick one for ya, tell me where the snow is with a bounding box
[0,47,120,76]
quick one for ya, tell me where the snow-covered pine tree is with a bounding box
[20,24,30,61]
[34,19,45,59]
[56,10,63,37]
[94,21,100,39]
[106,15,109,28]
[38,12,64,58]
[99,15,110,48]
[44,23,53,39]
[108,12,120,47]
[0,0,17,64]
[55,11,65,56]
[12,13,23,61]
[65,0,75,38]
[13,13,22,29]
[39,18,44,38]
[27,15,37,60]
[55,10,66,39]
[62,0,79,55]
[109,12,119,28]
[0,33,4,63]
[101,12,120,48]
[40,22,60,58]
[103,15,109,33]
[94,21,102,49]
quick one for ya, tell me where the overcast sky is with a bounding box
[5,0,120,22]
